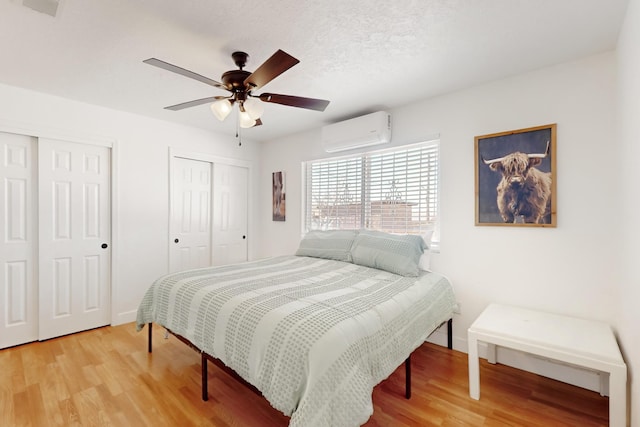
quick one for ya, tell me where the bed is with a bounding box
[136,230,456,427]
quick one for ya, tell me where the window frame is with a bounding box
[301,140,441,249]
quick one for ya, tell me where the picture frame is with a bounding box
[475,124,556,227]
[272,171,286,221]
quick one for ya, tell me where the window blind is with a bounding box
[304,141,439,237]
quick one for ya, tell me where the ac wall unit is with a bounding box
[322,111,391,153]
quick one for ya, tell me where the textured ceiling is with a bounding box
[0,0,630,142]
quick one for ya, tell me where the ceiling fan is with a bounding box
[143,50,330,128]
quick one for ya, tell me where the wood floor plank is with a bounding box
[12,389,32,427]
[71,386,109,426]
[94,357,125,396]
[1,323,609,426]
[39,367,68,426]
[111,391,150,426]
[6,349,27,395]
[58,397,82,426]
[0,384,13,427]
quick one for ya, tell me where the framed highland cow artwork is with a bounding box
[475,124,556,227]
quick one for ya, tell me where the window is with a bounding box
[303,141,440,246]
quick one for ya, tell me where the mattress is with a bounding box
[136,255,456,427]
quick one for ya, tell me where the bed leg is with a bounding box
[447,318,453,350]
[148,323,153,353]
[201,352,209,401]
[405,356,411,399]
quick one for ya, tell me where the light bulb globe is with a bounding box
[211,99,232,121]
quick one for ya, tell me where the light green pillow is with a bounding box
[295,230,358,262]
[350,230,426,276]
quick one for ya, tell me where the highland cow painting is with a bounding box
[475,124,557,227]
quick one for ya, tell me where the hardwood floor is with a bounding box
[1,323,608,426]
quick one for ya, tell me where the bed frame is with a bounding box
[146,318,453,402]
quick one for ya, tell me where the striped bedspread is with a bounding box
[136,255,456,427]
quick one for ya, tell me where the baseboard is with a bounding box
[479,343,604,394]
[112,309,137,326]
[426,322,466,351]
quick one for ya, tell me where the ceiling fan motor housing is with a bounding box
[221,70,252,105]
[221,69,251,92]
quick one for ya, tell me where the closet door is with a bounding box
[169,157,212,273]
[0,132,37,348]
[212,163,248,265]
[38,139,111,340]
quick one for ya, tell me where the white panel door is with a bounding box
[0,132,37,348]
[170,157,212,273]
[212,163,248,266]
[38,139,111,341]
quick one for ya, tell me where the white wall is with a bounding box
[0,82,261,326]
[257,52,622,391]
[617,0,640,424]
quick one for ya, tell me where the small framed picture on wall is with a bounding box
[272,171,286,221]
[475,123,557,227]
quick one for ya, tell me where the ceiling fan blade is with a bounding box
[259,93,330,111]
[144,58,228,90]
[244,50,299,90]
[165,96,218,111]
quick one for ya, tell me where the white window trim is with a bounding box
[302,140,441,250]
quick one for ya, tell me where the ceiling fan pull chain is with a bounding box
[236,111,242,146]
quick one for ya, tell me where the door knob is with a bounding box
[242,235,246,239]
[174,238,179,243]
[101,243,108,249]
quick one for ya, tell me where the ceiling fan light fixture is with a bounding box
[243,97,264,120]
[211,98,232,121]
[238,110,256,128]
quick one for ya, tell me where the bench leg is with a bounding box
[599,372,608,397]
[609,366,627,427]
[487,343,497,364]
[468,331,480,400]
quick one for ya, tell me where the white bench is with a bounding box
[468,303,627,427]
